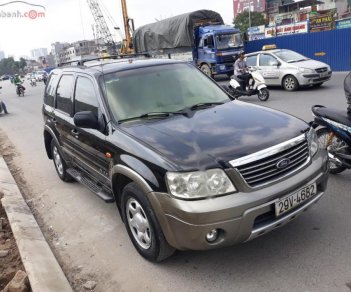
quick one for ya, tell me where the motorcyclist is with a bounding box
[344,72,351,115]
[234,51,251,91]
[13,74,25,94]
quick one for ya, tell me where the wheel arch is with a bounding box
[43,126,59,159]
[111,164,155,213]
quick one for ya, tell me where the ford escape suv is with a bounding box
[42,58,329,262]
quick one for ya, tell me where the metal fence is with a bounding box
[244,28,351,71]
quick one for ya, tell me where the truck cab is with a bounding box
[195,25,243,77]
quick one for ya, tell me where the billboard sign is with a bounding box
[234,0,266,16]
[336,18,351,30]
[310,9,336,32]
[265,21,308,38]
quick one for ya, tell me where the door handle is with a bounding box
[71,129,80,138]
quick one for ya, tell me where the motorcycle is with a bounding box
[30,78,37,87]
[228,68,270,101]
[311,104,351,174]
[16,84,25,97]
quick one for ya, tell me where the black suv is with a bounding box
[43,58,329,262]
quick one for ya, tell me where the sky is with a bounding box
[0,0,235,59]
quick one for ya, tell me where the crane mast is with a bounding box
[87,0,117,55]
[120,0,134,54]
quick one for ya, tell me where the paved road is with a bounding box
[0,74,351,292]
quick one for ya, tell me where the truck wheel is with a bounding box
[121,182,175,262]
[200,64,213,78]
[51,140,74,182]
[283,75,299,91]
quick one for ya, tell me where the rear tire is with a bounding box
[283,75,299,91]
[316,128,347,174]
[257,88,270,101]
[51,140,74,182]
[121,182,175,262]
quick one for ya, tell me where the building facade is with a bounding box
[30,48,48,59]
[58,40,98,64]
[0,51,5,60]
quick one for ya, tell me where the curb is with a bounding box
[0,157,72,292]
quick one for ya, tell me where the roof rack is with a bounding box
[57,53,150,67]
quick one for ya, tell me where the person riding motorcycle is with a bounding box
[234,51,251,91]
[13,74,25,95]
[344,72,351,115]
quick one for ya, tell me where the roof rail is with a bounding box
[57,53,150,67]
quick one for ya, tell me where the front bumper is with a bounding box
[213,63,234,75]
[147,150,329,250]
[298,71,332,85]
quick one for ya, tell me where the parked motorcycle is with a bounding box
[16,84,25,97]
[228,68,270,101]
[311,104,351,174]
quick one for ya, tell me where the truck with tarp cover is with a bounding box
[133,10,244,77]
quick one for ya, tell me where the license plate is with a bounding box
[275,183,317,217]
[320,72,327,77]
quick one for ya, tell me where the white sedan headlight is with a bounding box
[307,128,319,157]
[299,67,314,73]
[166,169,236,199]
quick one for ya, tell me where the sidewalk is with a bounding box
[0,156,72,292]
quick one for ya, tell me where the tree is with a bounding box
[233,11,265,34]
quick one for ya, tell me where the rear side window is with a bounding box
[246,55,257,67]
[56,75,74,115]
[74,76,99,116]
[44,73,59,106]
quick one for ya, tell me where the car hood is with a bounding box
[120,101,309,170]
[292,59,329,70]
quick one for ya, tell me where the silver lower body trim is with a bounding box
[245,191,324,242]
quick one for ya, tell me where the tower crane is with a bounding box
[87,0,134,56]
[87,0,117,55]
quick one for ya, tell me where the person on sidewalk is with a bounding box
[0,99,8,114]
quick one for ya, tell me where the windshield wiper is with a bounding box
[118,111,186,124]
[188,102,225,111]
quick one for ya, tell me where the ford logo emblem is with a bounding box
[276,158,290,169]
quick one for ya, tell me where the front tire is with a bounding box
[121,182,175,262]
[283,75,299,91]
[257,88,270,101]
[200,64,213,78]
[316,128,347,174]
[51,140,74,182]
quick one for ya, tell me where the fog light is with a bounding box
[206,229,218,243]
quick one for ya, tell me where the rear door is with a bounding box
[70,74,110,187]
[53,73,76,163]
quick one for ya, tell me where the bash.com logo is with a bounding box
[0,1,45,20]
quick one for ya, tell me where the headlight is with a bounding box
[166,169,236,199]
[219,65,226,70]
[307,127,319,157]
[299,67,314,73]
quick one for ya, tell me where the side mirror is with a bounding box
[74,111,99,130]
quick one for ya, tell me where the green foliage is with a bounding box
[233,11,265,33]
[0,57,27,75]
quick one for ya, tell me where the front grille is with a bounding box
[223,55,235,63]
[236,140,309,187]
[315,67,327,73]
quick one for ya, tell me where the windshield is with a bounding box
[274,49,309,63]
[103,63,230,121]
[216,33,243,50]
